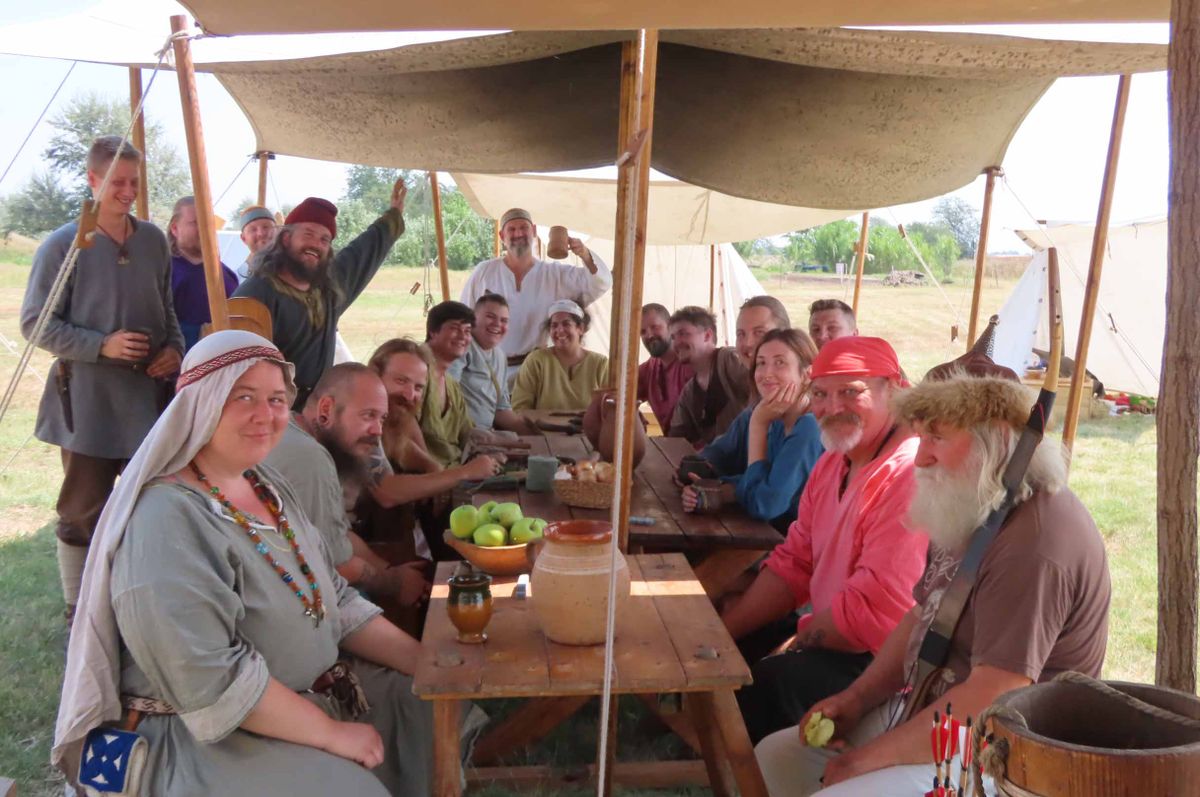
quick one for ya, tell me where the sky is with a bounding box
[0,2,1170,253]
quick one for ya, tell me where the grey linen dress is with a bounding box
[109,466,432,796]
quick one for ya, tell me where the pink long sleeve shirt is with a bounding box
[763,434,929,653]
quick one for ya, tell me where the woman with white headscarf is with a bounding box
[511,299,609,411]
[54,330,453,796]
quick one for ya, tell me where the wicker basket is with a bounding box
[553,478,614,509]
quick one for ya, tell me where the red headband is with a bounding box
[810,336,903,381]
[176,346,285,392]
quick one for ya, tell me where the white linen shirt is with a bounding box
[459,253,612,360]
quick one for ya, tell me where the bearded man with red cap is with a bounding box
[753,351,1110,797]
[723,336,929,746]
[235,180,407,407]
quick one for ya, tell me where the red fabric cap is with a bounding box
[285,197,338,239]
[810,336,903,381]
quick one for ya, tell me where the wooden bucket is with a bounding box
[988,679,1200,796]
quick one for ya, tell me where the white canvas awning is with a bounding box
[177,0,1167,35]
[453,172,856,245]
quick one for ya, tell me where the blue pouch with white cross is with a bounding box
[78,726,148,797]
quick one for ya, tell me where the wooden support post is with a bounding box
[493,218,501,258]
[429,171,451,301]
[256,151,272,207]
[967,166,1001,346]
[170,15,229,331]
[709,244,717,310]
[607,40,640,382]
[609,32,657,552]
[128,68,149,221]
[1158,3,1199,693]
[1062,75,1131,453]
[851,211,869,316]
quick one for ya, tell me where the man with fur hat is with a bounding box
[724,336,929,745]
[753,351,1111,797]
[460,208,611,380]
[235,180,408,407]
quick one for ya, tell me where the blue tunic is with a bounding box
[701,406,824,532]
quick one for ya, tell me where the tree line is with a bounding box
[733,197,981,279]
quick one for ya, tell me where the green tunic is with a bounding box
[419,372,473,469]
[110,468,432,796]
[511,347,609,411]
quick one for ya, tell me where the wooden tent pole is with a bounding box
[609,34,654,553]
[606,39,639,385]
[429,171,451,301]
[967,166,1001,346]
[256,151,272,207]
[493,219,501,258]
[1158,5,1199,692]
[1062,75,1132,454]
[128,68,149,221]
[708,244,717,310]
[170,15,229,331]
[851,211,869,316]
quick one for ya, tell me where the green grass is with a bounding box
[0,256,1182,794]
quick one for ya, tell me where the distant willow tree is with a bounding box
[2,92,190,236]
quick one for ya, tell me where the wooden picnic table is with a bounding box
[414,554,768,797]
[471,414,783,598]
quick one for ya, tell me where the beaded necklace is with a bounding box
[190,462,325,628]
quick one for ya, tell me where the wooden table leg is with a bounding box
[686,692,735,797]
[708,688,769,797]
[635,693,702,755]
[692,549,766,599]
[472,695,591,765]
[433,700,464,797]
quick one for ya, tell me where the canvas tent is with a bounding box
[991,218,1165,397]
[178,0,1167,34]
[452,171,856,246]
[195,28,1164,208]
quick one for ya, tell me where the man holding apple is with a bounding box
[753,350,1110,796]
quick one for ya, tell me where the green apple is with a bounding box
[804,711,835,748]
[530,518,547,534]
[509,517,541,544]
[492,502,523,529]
[476,501,499,525]
[449,505,479,539]
[472,523,507,547]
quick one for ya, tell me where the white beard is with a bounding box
[908,458,996,552]
[819,414,864,453]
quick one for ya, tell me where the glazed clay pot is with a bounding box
[582,389,646,468]
[529,519,630,646]
[446,569,493,644]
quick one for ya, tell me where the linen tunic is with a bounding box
[263,418,354,566]
[170,254,239,351]
[20,218,184,459]
[668,347,750,448]
[511,347,610,411]
[701,407,824,532]
[234,210,403,406]
[763,435,929,653]
[448,337,511,429]
[459,254,612,360]
[110,468,433,796]
[419,372,474,469]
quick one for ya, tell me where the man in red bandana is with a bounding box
[723,336,929,745]
[235,183,407,408]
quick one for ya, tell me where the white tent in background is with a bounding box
[993,218,1165,396]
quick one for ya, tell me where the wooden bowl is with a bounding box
[443,531,532,577]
